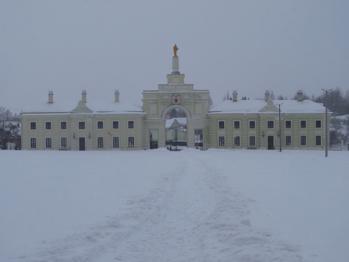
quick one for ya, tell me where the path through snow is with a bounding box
[24,153,302,262]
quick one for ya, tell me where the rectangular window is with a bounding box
[218,136,225,147]
[113,121,119,129]
[61,137,67,148]
[233,121,240,129]
[300,136,307,145]
[234,136,240,146]
[286,136,292,146]
[46,137,52,149]
[113,137,119,148]
[128,121,134,129]
[79,121,85,129]
[267,121,274,128]
[30,138,36,149]
[285,120,292,128]
[97,121,103,129]
[30,122,36,130]
[300,120,307,128]
[97,137,104,148]
[249,120,256,129]
[128,137,135,148]
[249,136,256,146]
[45,122,51,130]
[316,120,322,128]
[316,135,322,146]
[61,121,67,129]
[218,120,225,129]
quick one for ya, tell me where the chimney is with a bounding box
[232,90,238,102]
[48,91,54,104]
[81,90,87,104]
[114,89,120,103]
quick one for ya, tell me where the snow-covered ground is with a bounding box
[0,149,348,262]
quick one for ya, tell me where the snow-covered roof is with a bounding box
[209,99,325,114]
[21,100,144,115]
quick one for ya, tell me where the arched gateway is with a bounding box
[142,45,211,149]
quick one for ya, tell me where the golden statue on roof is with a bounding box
[173,44,178,57]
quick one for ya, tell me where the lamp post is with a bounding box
[278,103,282,152]
[322,89,330,158]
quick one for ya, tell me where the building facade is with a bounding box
[21,48,327,151]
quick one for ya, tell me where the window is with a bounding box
[128,137,135,148]
[30,138,36,149]
[218,120,225,129]
[249,120,256,129]
[316,136,322,146]
[218,136,225,147]
[97,137,104,148]
[233,121,240,129]
[316,120,322,128]
[286,136,292,146]
[46,138,52,149]
[79,121,85,129]
[128,121,134,129]
[267,121,274,128]
[45,122,51,130]
[249,136,256,147]
[61,137,67,148]
[300,136,307,145]
[113,121,119,129]
[61,122,67,129]
[234,136,240,146]
[300,120,307,128]
[285,120,292,128]
[113,137,119,148]
[30,122,36,130]
[97,121,103,129]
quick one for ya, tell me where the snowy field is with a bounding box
[0,149,348,262]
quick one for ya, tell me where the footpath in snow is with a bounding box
[0,149,348,262]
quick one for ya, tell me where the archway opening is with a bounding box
[165,107,188,147]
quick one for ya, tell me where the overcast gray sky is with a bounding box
[1,0,348,112]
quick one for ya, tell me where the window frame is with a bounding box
[128,121,134,129]
[218,120,225,129]
[128,136,135,148]
[97,121,103,129]
[97,137,104,149]
[315,120,322,128]
[113,121,119,129]
[300,135,307,146]
[233,120,240,129]
[61,121,67,129]
[61,137,67,148]
[249,136,256,147]
[267,120,274,129]
[300,120,307,128]
[112,136,120,148]
[285,120,292,129]
[285,135,292,146]
[316,135,322,146]
[249,120,256,129]
[30,138,36,149]
[45,122,52,130]
[45,137,52,149]
[30,122,36,130]
[234,136,241,146]
[218,136,225,147]
[78,121,85,129]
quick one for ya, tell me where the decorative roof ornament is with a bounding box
[173,44,179,57]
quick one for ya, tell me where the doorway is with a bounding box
[79,137,86,151]
[267,136,274,150]
[165,107,188,146]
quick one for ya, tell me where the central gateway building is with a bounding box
[21,47,326,150]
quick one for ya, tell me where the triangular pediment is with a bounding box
[72,101,93,113]
[259,100,278,112]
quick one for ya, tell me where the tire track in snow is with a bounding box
[196,154,303,262]
[22,161,186,262]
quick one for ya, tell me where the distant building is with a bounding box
[21,47,327,151]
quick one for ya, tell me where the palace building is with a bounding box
[21,46,326,151]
